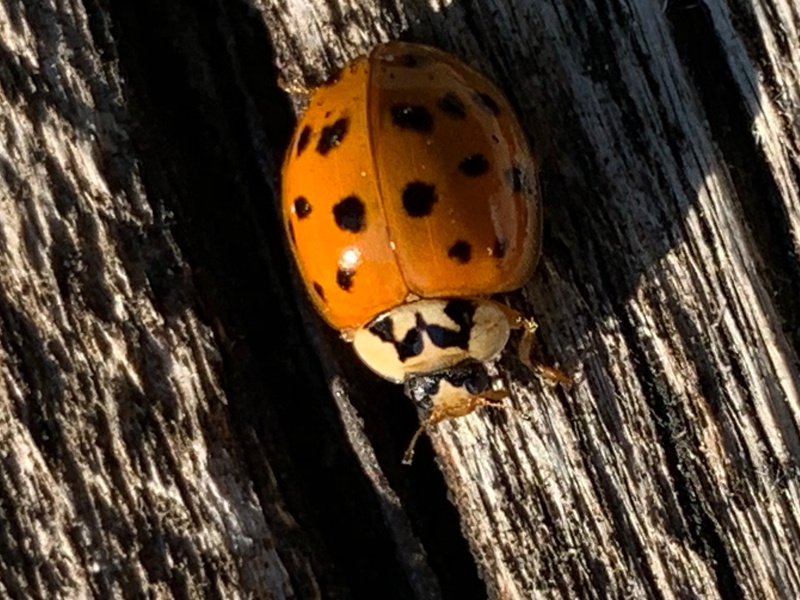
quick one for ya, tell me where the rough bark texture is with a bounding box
[1,0,799,599]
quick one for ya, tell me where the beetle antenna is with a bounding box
[402,422,429,465]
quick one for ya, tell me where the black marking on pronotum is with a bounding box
[367,299,477,362]
[438,299,476,349]
[443,299,477,325]
[473,92,500,115]
[438,92,467,119]
[402,181,437,217]
[294,196,312,219]
[336,268,355,291]
[448,240,472,264]
[333,195,366,232]
[313,282,326,301]
[397,320,425,361]
[368,315,424,361]
[459,154,490,177]
[368,317,395,343]
[296,126,311,156]
[316,118,349,155]
[493,238,506,259]
[390,104,433,132]
[426,300,475,350]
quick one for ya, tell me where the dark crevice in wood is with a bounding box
[667,0,800,355]
[332,345,488,600]
[724,0,782,95]
[103,0,352,598]
[101,0,470,597]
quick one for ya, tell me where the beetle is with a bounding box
[282,41,565,462]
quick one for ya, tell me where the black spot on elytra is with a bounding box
[505,166,529,193]
[294,196,312,219]
[491,134,500,144]
[459,154,490,177]
[493,238,506,258]
[333,196,366,232]
[313,282,326,301]
[336,268,355,291]
[391,104,433,132]
[296,126,311,156]
[438,92,466,119]
[473,92,500,115]
[316,118,349,155]
[448,240,472,264]
[402,182,437,217]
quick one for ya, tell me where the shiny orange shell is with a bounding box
[282,41,541,331]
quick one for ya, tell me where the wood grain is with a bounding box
[1,0,798,598]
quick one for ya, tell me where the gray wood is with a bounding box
[2,0,799,598]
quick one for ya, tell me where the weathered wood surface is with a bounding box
[1,0,799,598]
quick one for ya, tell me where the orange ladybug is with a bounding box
[282,41,552,462]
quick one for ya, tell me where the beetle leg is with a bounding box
[497,304,573,387]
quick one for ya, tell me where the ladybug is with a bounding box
[282,41,558,462]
